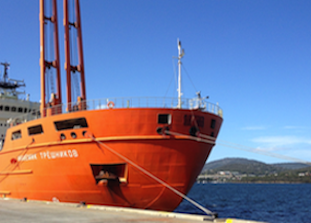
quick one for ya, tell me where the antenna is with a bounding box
[177,39,185,109]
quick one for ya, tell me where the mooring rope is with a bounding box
[0,140,34,184]
[166,130,311,165]
[86,133,216,218]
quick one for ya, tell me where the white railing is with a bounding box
[9,97,223,126]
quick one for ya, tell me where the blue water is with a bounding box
[175,183,311,223]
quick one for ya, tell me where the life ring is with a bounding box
[107,101,115,109]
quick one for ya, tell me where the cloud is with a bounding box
[284,126,303,129]
[241,126,267,131]
[250,136,311,163]
[252,136,311,147]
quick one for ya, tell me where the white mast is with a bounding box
[177,39,184,109]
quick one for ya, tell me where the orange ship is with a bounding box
[0,0,222,212]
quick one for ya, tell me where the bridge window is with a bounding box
[28,125,43,136]
[0,105,3,111]
[11,130,22,140]
[5,106,9,111]
[18,107,23,113]
[11,107,16,112]
[54,118,88,131]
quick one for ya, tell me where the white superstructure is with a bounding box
[0,62,40,139]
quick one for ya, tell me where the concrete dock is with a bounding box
[0,198,267,223]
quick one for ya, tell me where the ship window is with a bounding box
[18,107,23,113]
[28,125,43,136]
[24,108,28,113]
[211,119,216,129]
[11,107,16,112]
[54,118,88,131]
[0,138,4,152]
[4,106,9,111]
[0,105,3,111]
[11,130,22,140]
[158,114,171,124]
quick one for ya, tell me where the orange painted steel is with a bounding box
[0,108,222,211]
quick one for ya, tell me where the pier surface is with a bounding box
[0,198,266,223]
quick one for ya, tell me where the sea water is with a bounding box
[175,183,311,223]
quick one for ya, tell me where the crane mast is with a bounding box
[40,0,86,116]
[64,0,86,110]
[39,0,62,117]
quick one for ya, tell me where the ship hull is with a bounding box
[0,108,222,211]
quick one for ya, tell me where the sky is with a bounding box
[0,0,311,164]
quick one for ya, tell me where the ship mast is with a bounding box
[177,39,184,109]
[40,0,62,117]
[64,0,86,110]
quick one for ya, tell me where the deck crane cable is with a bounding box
[181,64,197,93]
[44,18,49,101]
[69,0,77,103]
[70,0,80,103]
[163,59,175,98]
[88,134,216,219]
[48,1,55,96]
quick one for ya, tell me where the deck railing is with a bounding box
[9,97,222,126]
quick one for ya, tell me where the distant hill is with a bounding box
[202,158,263,171]
[272,163,310,170]
[202,158,311,176]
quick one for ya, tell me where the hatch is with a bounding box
[90,163,128,186]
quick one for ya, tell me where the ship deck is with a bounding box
[0,198,266,223]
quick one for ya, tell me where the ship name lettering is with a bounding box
[40,149,79,160]
[17,154,37,162]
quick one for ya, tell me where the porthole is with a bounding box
[60,133,66,140]
[71,132,77,139]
